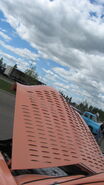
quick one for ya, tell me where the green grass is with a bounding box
[0,79,15,94]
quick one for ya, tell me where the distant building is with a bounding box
[4,66,13,76]
[4,66,44,85]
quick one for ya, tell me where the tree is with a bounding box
[60,92,72,104]
[0,57,6,73]
[0,57,3,68]
[25,64,38,80]
[13,64,17,69]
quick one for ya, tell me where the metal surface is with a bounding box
[15,173,104,185]
[15,174,84,185]
[15,174,57,184]
[0,152,16,185]
[22,173,104,185]
[12,83,104,173]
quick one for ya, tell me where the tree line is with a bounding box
[60,92,104,122]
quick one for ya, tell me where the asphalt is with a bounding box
[0,90,15,140]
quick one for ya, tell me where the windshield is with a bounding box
[90,115,97,122]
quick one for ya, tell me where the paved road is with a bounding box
[0,90,15,140]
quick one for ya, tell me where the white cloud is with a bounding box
[0,0,104,109]
[0,30,11,41]
[0,40,39,62]
[0,50,29,70]
[51,65,104,108]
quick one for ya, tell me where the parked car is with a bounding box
[82,111,101,135]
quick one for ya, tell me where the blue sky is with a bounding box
[0,0,104,109]
[0,9,68,85]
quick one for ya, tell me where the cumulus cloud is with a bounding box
[0,30,11,41]
[0,40,39,62]
[1,0,104,64]
[0,0,104,108]
[53,65,104,108]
